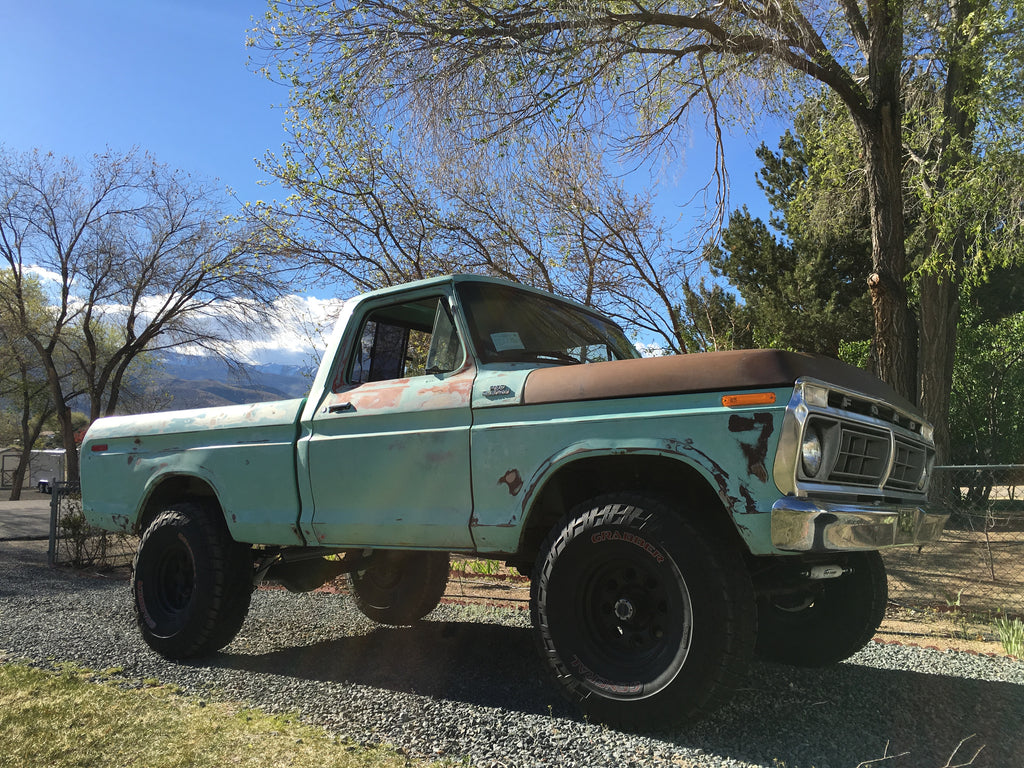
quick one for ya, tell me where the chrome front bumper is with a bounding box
[771,498,949,552]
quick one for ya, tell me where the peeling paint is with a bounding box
[728,412,774,483]
[739,485,758,515]
[660,437,742,512]
[498,469,524,496]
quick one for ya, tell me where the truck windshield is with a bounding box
[456,281,639,365]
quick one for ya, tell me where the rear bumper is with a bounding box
[771,498,949,552]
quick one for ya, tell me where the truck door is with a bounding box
[303,292,476,549]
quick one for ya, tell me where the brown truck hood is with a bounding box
[521,349,914,412]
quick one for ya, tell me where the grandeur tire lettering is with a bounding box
[589,530,665,562]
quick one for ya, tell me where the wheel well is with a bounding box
[138,475,222,533]
[515,454,745,571]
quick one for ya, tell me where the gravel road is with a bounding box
[2,540,1022,768]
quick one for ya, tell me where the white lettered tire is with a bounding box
[531,493,756,729]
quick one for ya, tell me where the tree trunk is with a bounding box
[8,447,31,501]
[38,352,81,484]
[853,0,917,404]
[860,111,918,404]
[917,0,978,465]
[918,271,959,464]
[57,406,80,485]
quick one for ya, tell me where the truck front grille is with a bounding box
[780,378,935,500]
[829,426,889,486]
[886,439,929,491]
[804,418,931,495]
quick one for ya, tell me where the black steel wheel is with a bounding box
[132,502,253,659]
[349,550,450,625]
[755,551,888,666]
[531,494,756,729]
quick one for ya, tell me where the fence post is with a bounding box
[46,483,60,566]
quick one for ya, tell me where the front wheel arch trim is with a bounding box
[517,446,745,561]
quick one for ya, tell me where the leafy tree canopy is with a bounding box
[250,1,1024,460]
[0,146,286,480]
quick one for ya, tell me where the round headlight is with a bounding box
[801,428,824,477]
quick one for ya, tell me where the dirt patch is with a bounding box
[875,603,1016,657]
[883,530,1024,615]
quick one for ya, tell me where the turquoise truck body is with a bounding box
[81,274,947,561]
[79,274,951,727]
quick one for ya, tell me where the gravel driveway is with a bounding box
[2,540,1022,768]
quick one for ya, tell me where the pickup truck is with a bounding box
[81,275,949,728]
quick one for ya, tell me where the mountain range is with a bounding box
[142,352,315,411]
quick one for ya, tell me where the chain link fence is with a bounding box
[884,465,1024,615]
[47,482,136,569]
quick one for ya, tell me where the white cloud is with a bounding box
[81,291,346,369]
[25,264,64,284]
[176,294,347,367]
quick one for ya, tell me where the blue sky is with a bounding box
[1,0,781,223]
[1,0,283,204]
[1,1,784,363]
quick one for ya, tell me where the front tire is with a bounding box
[133,502,253,659]
[531,494,756,729]
[349,550,450,625]
[755,551,887,666]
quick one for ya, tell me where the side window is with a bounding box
[345,296,465,387]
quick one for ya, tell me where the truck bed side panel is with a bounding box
[81,399,305,545]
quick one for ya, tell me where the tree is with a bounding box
[251,0,1024,461]
[0,274,54,499]
[245,97,702,352]
[0,147,285,481]
[949,308,1024,465]
[699,97,875,357]
[678,278,754,352]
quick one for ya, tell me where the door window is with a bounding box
[344,297,465,388]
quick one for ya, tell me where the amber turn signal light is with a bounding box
[722,392,776,407]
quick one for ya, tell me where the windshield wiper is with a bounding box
[492,350,581,365]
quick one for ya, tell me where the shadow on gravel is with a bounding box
[215,619,576,718]
[5,538,1018,768]
[686,656,1024,768]
[216,619,1022,768]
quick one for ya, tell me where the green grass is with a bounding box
[0,662,460,768]
[994,615,1024,657]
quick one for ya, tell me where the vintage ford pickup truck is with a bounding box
[81,275,949,727]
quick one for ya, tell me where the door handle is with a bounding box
[326,402,354,414]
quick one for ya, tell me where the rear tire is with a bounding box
[755,551,887,666]
[133,502,253,659]
[531,493,756,729]
[349,550,450,625]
